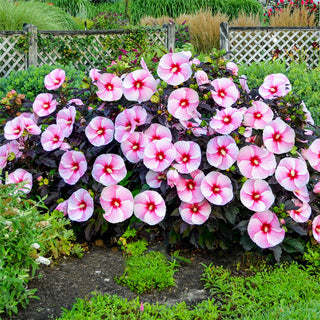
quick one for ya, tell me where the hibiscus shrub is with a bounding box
[1,52,320,258]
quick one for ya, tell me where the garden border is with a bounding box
[0,23,175,77]
[220,22,320,68]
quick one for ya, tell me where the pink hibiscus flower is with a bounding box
[237,145,276,179]
[210,107,243,134]
[20,116,41,135]
[4,116,24,140]
[121,132,147,163]
[211,78,239,108]
[55,200,68,216]
[58,151,87,185]
[92,153,127,186]
[200,171,233,205]
[226,62,239,76]
[0,144,10,169]
[146,170,167,188]
[67,189,94,222]
[44,68,65,90]
[143,139,176,172]
[262,118,295,154]
[258,73,291,99]
[176,170,205,203]
[173,141,201,174]
[41,124,65,151]
[89,68,101,83]
[85,116,114,147]
[239,75,250,93]
[247,211,285,249]
[157,52,192,85]
[100,185,134,223]
[179,199,211,225]
[33,93,57,117]
[293,186,310,203]
[114,109,137,143]
[287,199,311,223]
[96,73,123,101]
[306,138,320,171]
[206,135,239,170]
[275,158,309,191]
[195,70,209,86]
[122,69,157,103]
[240,179,275,212]
[312,215,320,242]
[144,123,172,143]
[243,101,274,129]
[130,105,148,126]
[133,190,166,225]
[6,168,33,194]
[166,168,180,188]
[313,181,320,194]
[168,88,199,121]
[56,106,76,138]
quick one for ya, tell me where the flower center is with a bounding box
[316,226,320,234]
[111,198,121,207]
[252,192,261,201]
[52,135,60,142]
[97,127,105,135]
[191,204,199,213]
[212,185,220,194]
[53,79,60,84]
[78,201,87,210]
[71,163,79,172]
[147,202,155,211]
[187,180,195,190]
[218,146,227,156]
[181,154,190,163]
[288,169,297,179]
[125,122,132,131]
[134,80,143,89]
[104,165,113,174]
[272,132,282,142]
[261,223,271,233]
[254,112,262,119]
[43,103,49,109]
[106,83,113,91]
[223,115,232,124]
[156,152,165,161]
[13,128,21,134]
[171,64,181,74]
[270,87,277,93]
[218,90,226,98]
[132,143,139,150]
[66,118,73,125]
[250,156,260,167]
[180,99,189,108]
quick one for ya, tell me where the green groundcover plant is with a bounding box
[58,262,320,319]
[2,50,320,261]
[239,60,320,126]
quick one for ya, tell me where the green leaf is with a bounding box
[282,238,305,254]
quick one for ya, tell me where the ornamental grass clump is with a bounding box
[2,51,320,258]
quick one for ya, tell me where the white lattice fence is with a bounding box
[0,25,172,78]
[220,24,320,68]
[0,32,26,78]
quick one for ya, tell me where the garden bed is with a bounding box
[6,244,243,320]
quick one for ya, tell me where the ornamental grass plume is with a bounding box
[3,51,320,258]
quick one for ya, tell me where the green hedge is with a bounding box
[129,0,263,24]
[0,64,85,101]
[239,61,320,126]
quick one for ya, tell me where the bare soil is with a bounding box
[6,244,243,320]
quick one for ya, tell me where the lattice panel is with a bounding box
[0,34,26,78]
[229,29,320,68]
[37,30,167,73]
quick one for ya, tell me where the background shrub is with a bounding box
[0,64,85,101]
[238,61,320,125]
[129,0,263,25]
[0,0,79,31]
